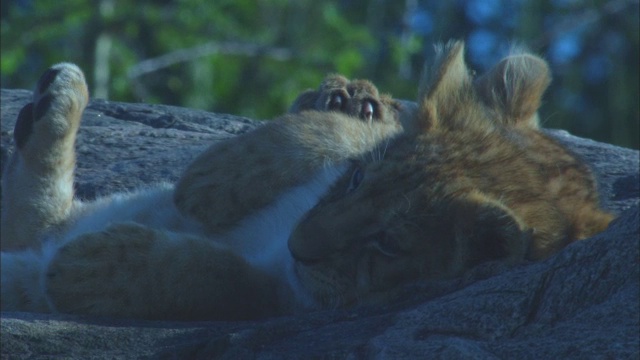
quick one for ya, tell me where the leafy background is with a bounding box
[1,0,638,149]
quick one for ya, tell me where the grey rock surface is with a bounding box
[1,89,258,200]
[1,88,639,359]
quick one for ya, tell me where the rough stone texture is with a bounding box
[1,89,258,200]
[1,88,639,359]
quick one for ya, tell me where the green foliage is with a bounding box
[1,0,638,148]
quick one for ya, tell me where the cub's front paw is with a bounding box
[289,74,400,125]
[45,223,159,317]
[14,63,88,154]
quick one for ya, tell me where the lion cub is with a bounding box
[287,41,614,308]
[0,65,401,320]
[1,42,612,320]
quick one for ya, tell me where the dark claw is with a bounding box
[14,102,34,149]
[37,68,60,94]
[34,94,53,123]
[362,101,374,122]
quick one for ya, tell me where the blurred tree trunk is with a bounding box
[93,0,114,100]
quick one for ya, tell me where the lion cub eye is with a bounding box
[361,100,375,122]
[328,93,345,111]
[346,167,364,194]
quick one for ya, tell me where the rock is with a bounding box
[1,89,638,359]
[0,89,258,200]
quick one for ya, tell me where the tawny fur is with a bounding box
[1,65,88,251]
[174,97,401,234]
[0,66,402,319]
[1,43,613,320]
[288,42,613,308]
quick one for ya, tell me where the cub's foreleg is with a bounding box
[175,112,401,234]
[1,64,88,250]
[45,222,279,321]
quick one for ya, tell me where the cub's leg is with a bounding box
[45,222,279,321]
[175,77,402,234]
[1,64,88,250]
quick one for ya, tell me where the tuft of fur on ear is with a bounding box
[450,191,531,273]
[474,52,551,129]
[289,89,320,113]
[416,41,473,131]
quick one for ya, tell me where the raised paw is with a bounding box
[1,63,90,250]
[45,223,160,318]
[0,63,89,251]
[14,63,88,161]
[289,74,400,125]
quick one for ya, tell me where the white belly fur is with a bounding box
[29,164,348,312]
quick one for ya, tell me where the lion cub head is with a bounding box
[287,41,607,309]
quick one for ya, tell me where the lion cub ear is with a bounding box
[416,40,473,131]
[289,90,320,113]
[451,193,531,271]
[474,52,551,128]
